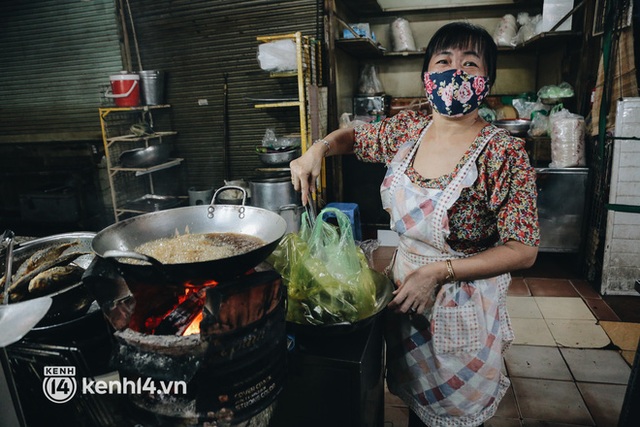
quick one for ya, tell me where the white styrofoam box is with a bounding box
[609,98,640,205]
[614,97,640,137]
[602,212,640,294]
[539,0,574,32]
[601,98,640,295]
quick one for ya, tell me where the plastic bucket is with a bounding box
[107,72,140,107]
[139,70,165,106]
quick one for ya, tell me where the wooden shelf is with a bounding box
[498,31,581,52]
[383,50,426,57]
[335,38,383,58]
[337,31,580,59]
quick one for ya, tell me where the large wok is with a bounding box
[92,187,288,283]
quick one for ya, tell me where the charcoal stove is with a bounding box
[81,257,288,427]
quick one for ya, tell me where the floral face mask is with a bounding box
[423,69,490,117]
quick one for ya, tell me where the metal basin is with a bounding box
[493,119,531,137]
[257,147,301,166]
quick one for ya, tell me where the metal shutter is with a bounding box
[125,0,323,188]
[0,0,122,142]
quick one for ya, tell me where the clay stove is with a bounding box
[84,258,287,427]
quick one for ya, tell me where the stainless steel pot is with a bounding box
[278,204,304,234]
[92,187,287,282]
[250,177,300,212]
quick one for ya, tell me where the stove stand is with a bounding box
[270,317,385,427]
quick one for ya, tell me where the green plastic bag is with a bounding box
[268,207,379,325]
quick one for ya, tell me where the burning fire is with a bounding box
[178,279,218,336]
[182,311,203,336]
[136,279,218,336]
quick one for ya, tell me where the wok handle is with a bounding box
[212,185,247,206]
[102,250,165,269]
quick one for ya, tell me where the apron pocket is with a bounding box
[432,304,482,354]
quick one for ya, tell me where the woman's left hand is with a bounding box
[388,263,442,315]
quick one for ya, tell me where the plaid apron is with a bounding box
[380,123,514,427]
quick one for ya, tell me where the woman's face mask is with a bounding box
[423,69,490,117]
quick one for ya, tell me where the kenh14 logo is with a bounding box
[42,366,77,404]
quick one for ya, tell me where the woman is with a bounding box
[290,22,539,426]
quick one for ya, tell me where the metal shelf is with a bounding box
[111,158,184,176]
[255,32,326,205]
[106,131,177,145]
[98,105,181,222]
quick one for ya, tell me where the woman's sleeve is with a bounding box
[489,135,540,247]
[352,110,428,164]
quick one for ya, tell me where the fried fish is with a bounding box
[28,264,85,295]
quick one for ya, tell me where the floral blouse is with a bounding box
[353,109,540,254]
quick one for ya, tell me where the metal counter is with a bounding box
[535,167,589,253]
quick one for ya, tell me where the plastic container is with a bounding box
[107,72,140,107]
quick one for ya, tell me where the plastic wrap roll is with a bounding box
[390,18,417,52]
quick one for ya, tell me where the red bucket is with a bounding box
[107,72,140,107]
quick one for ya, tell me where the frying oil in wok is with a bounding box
[133,232,265,264]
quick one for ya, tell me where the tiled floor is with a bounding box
[374,250,640,427]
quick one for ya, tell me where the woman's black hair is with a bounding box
[421,22,498,85]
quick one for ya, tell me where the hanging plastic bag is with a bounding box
[358,64,385,95]
[528,110,550,137]
[268,208,384,326]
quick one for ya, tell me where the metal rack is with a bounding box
[255,32,326,205]
[98,105,182,222]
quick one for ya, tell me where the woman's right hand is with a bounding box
[290,128,356,205]
[289,142,325,206]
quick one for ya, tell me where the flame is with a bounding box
[182,311,203,335]
[134,277,219,336]
[184,278,219,288]
[177,279,219,335]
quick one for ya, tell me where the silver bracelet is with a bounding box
[314,139,331,155]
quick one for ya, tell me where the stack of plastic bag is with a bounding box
[549,109,586,168]
[493,14,518,46]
